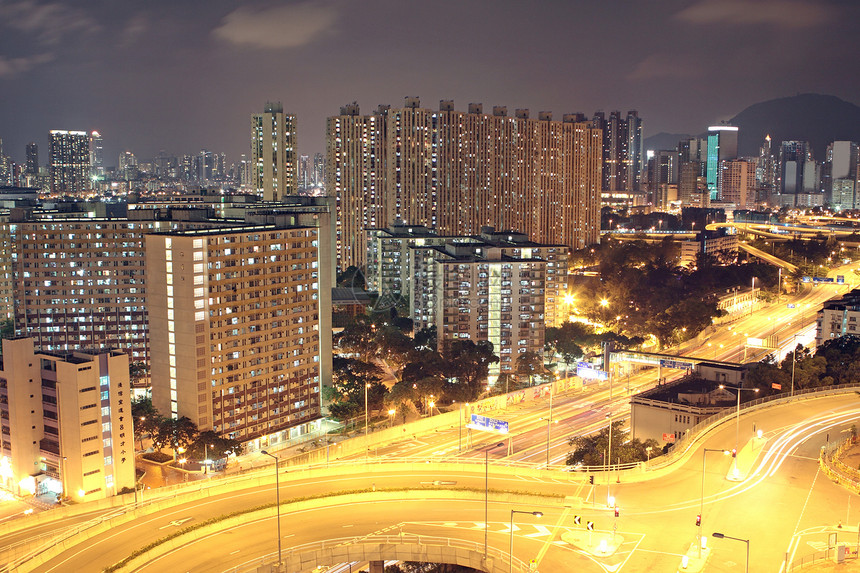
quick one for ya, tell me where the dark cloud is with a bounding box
[0,52,52,78]
[0,0,858,166]
[0,0,100,44]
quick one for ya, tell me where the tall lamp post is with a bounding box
[539,417,558,467]
[509,510,543,573]
[698,448,729,557]
[484,442,505,561]
[790,338,798,397]
[260,450,282,567]
[712,532,750,573]
[719,384,759,475]
[364,382,371,436]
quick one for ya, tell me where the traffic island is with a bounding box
[726,435,767,482]
[677,542,711,572]
[559,530,624,557]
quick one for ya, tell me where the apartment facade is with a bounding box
[5,208,214,366]
[327,98,602,269]
[146,223,329,449]
[433,245,546,379]
[0,337,135,501]
[719,159,756,208]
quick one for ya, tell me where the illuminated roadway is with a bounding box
[4,266,859,572]
[7,393,858,573]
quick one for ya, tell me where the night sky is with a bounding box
[2,0,858,166]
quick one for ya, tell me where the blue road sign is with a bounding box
[469,414,509,434]
[659,359,694,370]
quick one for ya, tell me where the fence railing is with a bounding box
[223,534,533,573]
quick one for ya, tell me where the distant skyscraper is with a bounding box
[779,141,814,200]
[757,135,776,202]
[312,152,324,187]
[647,150,679,208]
[25,142,38,175]
[824,140,858,204]
[706,126,739,200]
[719,159,756,208]
[251,102,298,201]
[626,110,644,194]
[327,98,602,269]
[299,154,310,189]
[49,130,90,195]
[89,131,104,178]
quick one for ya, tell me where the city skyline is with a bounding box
[2,0,860,163]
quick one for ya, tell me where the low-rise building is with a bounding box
[630,362,749,444]
[0,337,135,501]
[817,288,860,345]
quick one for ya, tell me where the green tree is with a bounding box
[131,397,161,450]
[443,340,499,401]
[567,421,662,466]
[515,351,544,386]
[187,430,241,460]
[154,416,198,452]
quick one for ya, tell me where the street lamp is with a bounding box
[388,408,396,429]
[539,417,558,467]
[364,382,371,436]
[260,450,282,566]
[712,532,750,573]
[510,510,543,573]
[698,448,729,557]
[483,442,505,560]
[719,384,759,469]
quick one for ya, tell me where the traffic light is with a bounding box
[731,448,737,458]
[695,514,701,527]
[614,506,619,518]
[589,475,594,484]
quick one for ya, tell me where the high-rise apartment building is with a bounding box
[592,110,644,203]
[5,198,334,389]
[252,102,298,202]
[146,221,330,447]
[6,208,209,365]
[0,338,135,501]
[706,126,739,200]
[430,237,549,379]
[366,224,568,366]
[327,98,602,269]
[49,130,90,196]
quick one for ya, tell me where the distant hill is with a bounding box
[643,132,692,152]
[728,94,860,158]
